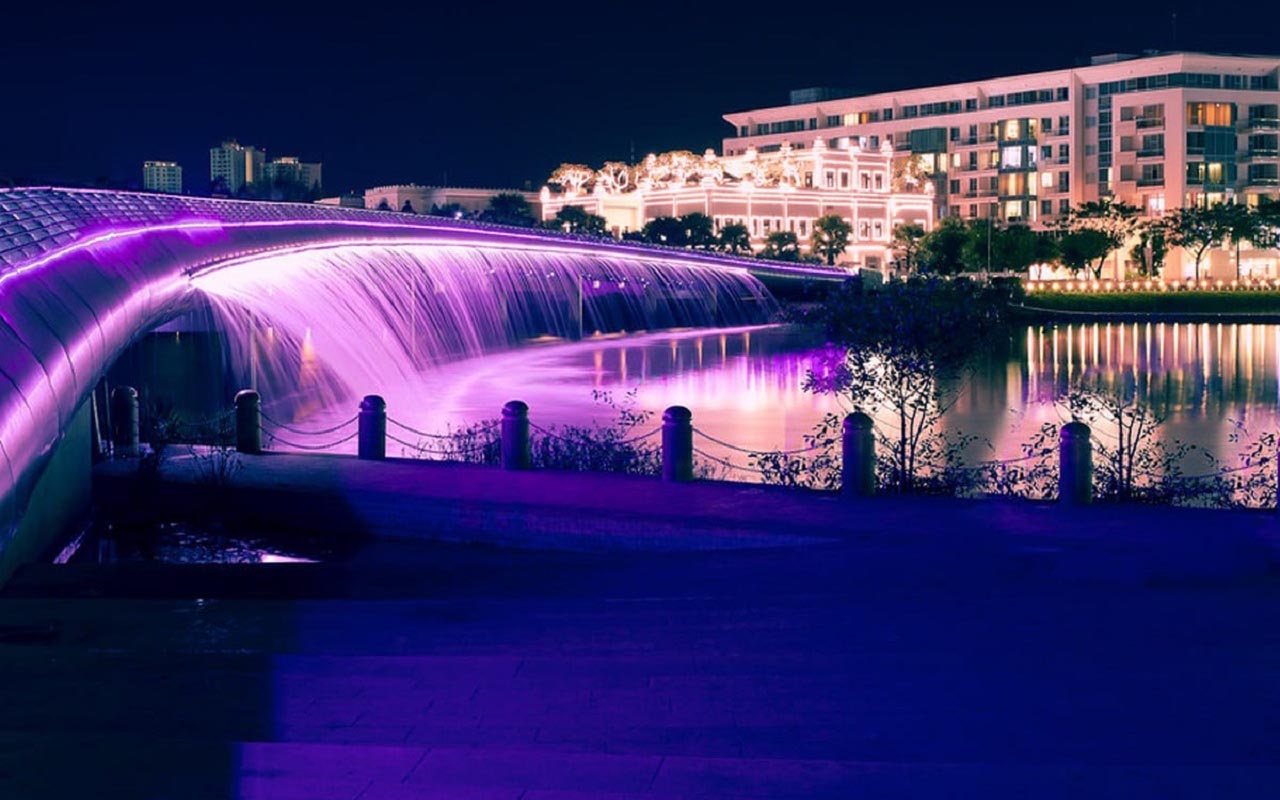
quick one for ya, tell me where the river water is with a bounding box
[112,321,1280,479]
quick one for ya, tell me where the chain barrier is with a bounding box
[386,431,494,457]
[948,449,1057,473]
[692,446,766,475]
[692,427,827,457]
[261,413,358,437]
[1126,461,1261,483]
[265,430,359,451]
[388,417,463,440]
[182,408,236,430]
[530,422,663,447]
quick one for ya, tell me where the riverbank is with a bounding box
[92,449,1280,584]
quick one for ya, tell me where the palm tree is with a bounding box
[890,222,926,273]
[680,213,716,249]
[718,223,751,254]
[810,214,852,266]
[761,231,801,262]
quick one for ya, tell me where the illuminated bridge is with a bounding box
[0,187,843,576]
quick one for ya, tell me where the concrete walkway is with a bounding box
[95,451,1280,584]
[1,454,1275,797]
[3,536,1280,798]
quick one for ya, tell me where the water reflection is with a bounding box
[1020,322,1279,420]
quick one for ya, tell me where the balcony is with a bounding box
[1136,177,1166,187]
[1248,176,1280,186]
[1136,148,1165,159]
[1135,117,1165,129]
[1245,117,1280,130]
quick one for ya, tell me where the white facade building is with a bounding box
[364,185,541,217]
[722,51,1280,279]
[142,161,182,194]
[539,141,934,270]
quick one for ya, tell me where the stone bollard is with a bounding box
[662,406,693,482]
[501,400,531,470]
[234,389,262,454]
[358,395,387,460]
[1059,421,1093,506]
[109,385,139,458]
[841,412,876,498]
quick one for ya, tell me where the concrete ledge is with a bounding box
[94,450,1280,583]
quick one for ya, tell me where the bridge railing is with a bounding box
[106,385,1279,510]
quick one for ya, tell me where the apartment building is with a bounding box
[142,160,183,194]
[262,156,323,191]
[209,140,265,195]
[723,51,1280,278]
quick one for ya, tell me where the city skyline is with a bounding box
[3,3,1280,193]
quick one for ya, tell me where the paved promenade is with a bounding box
[1,455,1277,797]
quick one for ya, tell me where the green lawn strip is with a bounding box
[1021,290,1280,314]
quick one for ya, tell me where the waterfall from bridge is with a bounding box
[192,244,778,420]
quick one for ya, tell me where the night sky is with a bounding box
[2,1,1277,194]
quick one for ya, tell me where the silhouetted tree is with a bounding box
[550,205,608,235]
[680,213,717,249]
[1164,203,1234,281]
[641,216,687,247]
[482,193,537,227]
[430,202,468,219]
[891,222,926,273]
[717,223,751,254]
[761,231,801,261]
[918,216,968,275]
[810,215,852,266]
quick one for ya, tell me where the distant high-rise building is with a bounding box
[209,140,265,194]
[263,156,323,193]
[142,161,183,194]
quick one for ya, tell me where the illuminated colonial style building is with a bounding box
[539,139,935,270]
[722,51,1280,279]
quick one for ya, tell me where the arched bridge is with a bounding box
[0,187,843,572]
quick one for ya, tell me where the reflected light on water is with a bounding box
[225,322,1280,478]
